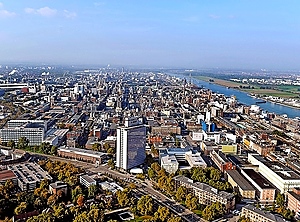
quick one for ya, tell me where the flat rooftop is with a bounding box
[252,154,300,180]
[242,168,275,189]
[8,162,52,184]
[226,170,255,191]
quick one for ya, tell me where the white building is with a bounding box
[185,153,207,168]
[248,153,300,193]
[161,155,179,174]
[116,117,146,170]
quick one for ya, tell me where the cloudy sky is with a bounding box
[0,0,300,69]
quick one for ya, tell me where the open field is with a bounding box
[194,76,299,98]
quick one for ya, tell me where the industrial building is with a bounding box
[225,170,256,199]
[57,146,106,165]
[248,153,300,193]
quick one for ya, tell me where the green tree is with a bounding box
[92,143,101,151]
[202,202,225,221]
[107,158,115,169]
[87,209,104,222]
[151,162,161,173]
[167,216,182,222]
[103,142,110,151]
[137,195,153,216]
[116,188,131,207]
[276,193,285,207]
[18,137,29,149]
[148,168,156,180]
[39,179,50,189]
[73,211,89,222]
[88,184,98,198]
[72,186,83,203]
[107,147,115,155]
[7,140,15,149]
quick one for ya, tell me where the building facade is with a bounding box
[173,175,235,211]
[248,153,300,193]
[116,117,146,170]
[225,170,255,199]
[241,204,285,222]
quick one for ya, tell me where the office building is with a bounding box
[7,162,52,191]
[0,120,47,146]
[49,181,68,195]
[80,175,97,188]
[116,117,146,170]
[160,155,179,174]
[57,146,105,165]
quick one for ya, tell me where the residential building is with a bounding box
[225,170,255,199]
[241,204,285,222]
[116,117,146,170]
[173,175,235,211]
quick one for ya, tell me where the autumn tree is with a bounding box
[137,195,153,216]
[77,194,85,207]
[154,206,170,222]
[175,186,186,202]
[14,202,27,215]
[185,193,198,210]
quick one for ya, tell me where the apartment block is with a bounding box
[241,204,284,222]
[173,175,235,211]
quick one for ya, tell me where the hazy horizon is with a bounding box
[1,1,300,70]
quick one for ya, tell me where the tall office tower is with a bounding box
[116,117,146,170]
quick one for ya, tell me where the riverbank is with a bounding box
[194,75,300,111]
[194,76,297,98]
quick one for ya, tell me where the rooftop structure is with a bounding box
[8,162,52,191]
[173,175,235,211]
[248,153,300,193]
[241,204,285,222]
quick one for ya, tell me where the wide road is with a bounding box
[30,152,202,222]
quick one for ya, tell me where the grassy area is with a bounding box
[194,76,299,98]
[193,209,203,216]
[130,216,152,222]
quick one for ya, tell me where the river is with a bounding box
[168,73,300,119]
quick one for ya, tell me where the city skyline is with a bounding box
[1,1,300,70]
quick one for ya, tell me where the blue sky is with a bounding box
[0,1,300,69]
